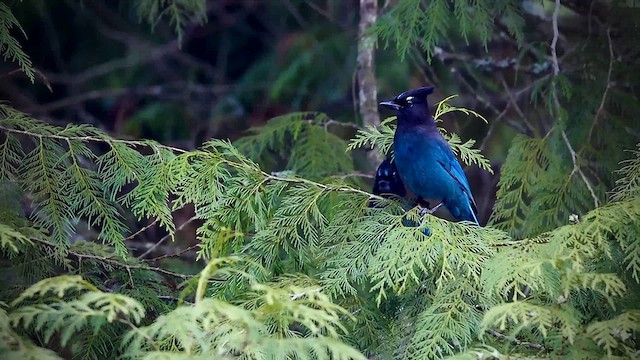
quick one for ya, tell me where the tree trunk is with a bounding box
[357,0,382,166]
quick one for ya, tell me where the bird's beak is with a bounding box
[379,100,401,111]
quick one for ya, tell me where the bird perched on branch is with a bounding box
[379,86,479,224]
[371,157,430,234]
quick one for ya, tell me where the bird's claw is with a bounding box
[418,202,444,217]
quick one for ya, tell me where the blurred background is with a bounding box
[2,0,639,251]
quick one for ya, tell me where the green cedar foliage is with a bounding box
[373,0,523,60]
[1,1,640,360]
[0,2,34,82]
[2,95,639,358]
[137,0,207,44]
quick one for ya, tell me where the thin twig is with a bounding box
[0,68,52,92]
[264,172,385,202]
[158,295,194,305]
[0,125,187,154]
[441,43,534,138]
[145,244,200,262]
[331,172,376,180]
[303,0,349,30]
[550,0,600,208]
[308,118,361,131]
[32,237,191,280]
[478,120,497,152]
[550,0,561,76]
[118,318,160,351]
[123,219,159,242]
[487,329,546,352]
[490,237,550,247]
[23,85,183,114]
[137,215,199,259]
[500,75,536,135]
[561,131,600,207]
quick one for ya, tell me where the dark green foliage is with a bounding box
[1,1,640,359]
[0,2,34,82]
[2,90,639,359]
[373,0,524,60]
[236,112,354,180]
[137,0,207,43]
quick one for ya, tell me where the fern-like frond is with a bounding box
[443,132,493,173]
[586,310,640,357]
[480,301,580,344]
[11,275,97,306]
[65,140,129,255]
[0,304,62,359]
[235,112,312,160]
[247,184,329,268]
[0,131,23,182]
[136,0,206,43]
[21,138,75,249]
[126,146,176,235]
[245,283,352,338]
[0,2,35,81]
[10,292,144,345]
[490,135,549,237]
[123,292,364,359]
[347,117,396,158]
[289,126,353,179]
[611,143,640,202]
[319,195,388,298]
[236,112,353,179]
[433,95,488,124]
[406,283,481,359]
[373,0,523,60]
[562,271,626,309]
[367,209,499,304]
[96,142,147,202]
[482,243,562,301]
[9,276,144,351]
[552,198,640,282]
[0,223,32,254]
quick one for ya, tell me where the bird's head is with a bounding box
[379,86,435,124]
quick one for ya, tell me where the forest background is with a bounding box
[0,0,639,359]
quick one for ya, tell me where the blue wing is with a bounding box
[435,140,479,224]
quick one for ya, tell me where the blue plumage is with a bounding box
[379,87,479,224]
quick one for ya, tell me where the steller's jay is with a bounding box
[379,86,479,224]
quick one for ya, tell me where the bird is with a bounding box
[372,158,406,198]
[371,157,431,234]
[379,86,479,224]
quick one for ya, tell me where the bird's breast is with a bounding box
[393,134,444,201]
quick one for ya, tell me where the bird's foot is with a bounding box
[418,202,444,217]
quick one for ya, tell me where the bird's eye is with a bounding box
[405,96,414,104]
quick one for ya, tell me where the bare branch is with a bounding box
[123,219,160,242]
[32,237,191,280]
[145,244,199,263]
[487,329,546,352]
[0,124,188,155]
[137,216,199,259]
